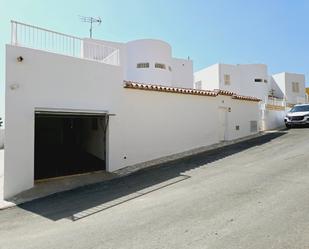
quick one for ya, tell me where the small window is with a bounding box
[137,63,149,68]
[224,74,231,85]
[292,82,300,93]
[264,79,268,83]
[155,63,166,70]
[250,121,258,132]
[195,81,202,90]
[254,79,263,82]
[168,66,172,72]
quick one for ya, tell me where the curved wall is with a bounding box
[125,39,173,85]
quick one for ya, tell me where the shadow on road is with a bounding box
[19,131,287,221]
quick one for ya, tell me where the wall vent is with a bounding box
[250,121,258,132]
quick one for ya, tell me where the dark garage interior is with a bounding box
[34,112,107,180]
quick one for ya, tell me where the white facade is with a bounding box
[84,38,193,88]
[4,43,260,198]
[195,63,307,105]
[271,72,306,104]
[195,63,269,100]
[4,21,305,199]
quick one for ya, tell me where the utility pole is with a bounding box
[79,16,102,38]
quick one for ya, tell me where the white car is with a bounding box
[284,104,309,128]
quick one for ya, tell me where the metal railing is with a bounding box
[11,20,120,66]
[266,97,285,107]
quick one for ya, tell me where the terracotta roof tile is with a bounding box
[124,81,217,97]
[123,81,261,102]
[232,95,261,102]
[214,89,236,96]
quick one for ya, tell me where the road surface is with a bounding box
[0,129,309,249]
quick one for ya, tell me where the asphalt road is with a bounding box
[1,128,309,249]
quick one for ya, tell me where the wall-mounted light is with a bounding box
[17,56,23,62]
[10,83,19,90]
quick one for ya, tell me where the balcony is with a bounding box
[10,20,120,66]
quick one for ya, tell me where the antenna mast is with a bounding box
[79,16,102,38]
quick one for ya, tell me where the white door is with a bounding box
[218,107,228,141]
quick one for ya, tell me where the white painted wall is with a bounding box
[272,72,306,104]
[171,58,193,88]
[221,97,260,140]
[237,64,269,100]
[261,109,286,131]
[0,129,4,149]
[269,76,284,99]
[125,39,173,85]
[85,38,193,87]
[5,45,123,198]
[118,91,259,168]
[194,64,220,90]
[194,63,269,100]
[5,45,260,199]
[120,91,219,167]
[285,73,306,104]
[82,118,106,161]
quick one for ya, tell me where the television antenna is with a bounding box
[79,16,102,38]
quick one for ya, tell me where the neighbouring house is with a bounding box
[271,72,306,106]
[194,63,307,130]
[2,21,303,199]
[194,63,269,100]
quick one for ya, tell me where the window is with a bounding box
[250,121,258,132]
[224,74,231,85]
[137,63,149,68]
[155,63,166,70]
[195,81,202,90]
[292,82,300,93]
[254,78,263,82]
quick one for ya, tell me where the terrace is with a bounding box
[10,20,120,66]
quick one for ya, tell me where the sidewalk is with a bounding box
[0,130,284,210]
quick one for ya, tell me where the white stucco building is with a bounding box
[194,63,307,130]
[1,21,305,199]
[271,72,306,105]
[84,38,194,88]
[194,63,269,100]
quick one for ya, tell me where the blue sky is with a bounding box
[1,0,309,120]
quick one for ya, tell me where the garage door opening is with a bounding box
[34,110,108,180]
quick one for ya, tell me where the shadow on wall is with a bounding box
[0,129,4,149]
[18,131,287,221]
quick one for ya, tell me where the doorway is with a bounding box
[34,110,108,180]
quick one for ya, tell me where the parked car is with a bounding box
[284,104,309,128]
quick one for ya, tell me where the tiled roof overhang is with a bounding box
[214,89,236,96]
[231,95,261,102]
[123,81,261,102]
[124,81,217,96]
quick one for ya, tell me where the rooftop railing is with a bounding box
[11,20,120,66]
[266,96,285,107]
